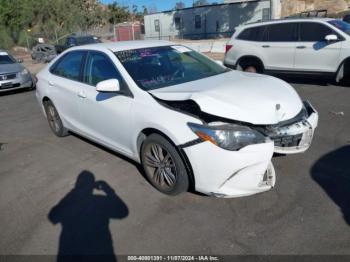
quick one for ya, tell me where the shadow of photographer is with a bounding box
[311,145,350,225]
[48,170,129,262]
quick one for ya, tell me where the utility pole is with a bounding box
[113,17,116,41]
[25,28,31,51]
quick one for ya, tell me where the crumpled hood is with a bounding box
[0,63,23,75]
[149,71,303,125]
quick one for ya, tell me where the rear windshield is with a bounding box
[328,20,350,36]
[0,52,16,64]
[115,45,228,90]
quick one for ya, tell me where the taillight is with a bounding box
[225,44,233,53]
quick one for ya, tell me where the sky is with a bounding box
[101,0,224,12]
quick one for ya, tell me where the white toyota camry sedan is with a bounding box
[36,40,318,198]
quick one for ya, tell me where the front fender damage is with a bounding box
[153,96,318,154]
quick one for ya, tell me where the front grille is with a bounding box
[271,134,303,148]
[0,73,17,81]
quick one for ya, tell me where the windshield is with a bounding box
[0,52,16,64]
[328,20,350,36]
[115,45,228,90]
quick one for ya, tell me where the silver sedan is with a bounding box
[0,50,34,93]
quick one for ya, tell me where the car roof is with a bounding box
[239,17,335,29]
[69,40,174,53]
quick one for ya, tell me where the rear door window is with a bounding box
[266,23,298,42]
[299,22,335,42]
[50,51,85,81]
[237,26,267,41]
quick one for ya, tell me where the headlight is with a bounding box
[20,69,29,75]
[188,122,268,151]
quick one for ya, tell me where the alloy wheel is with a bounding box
[47,105,60,133]
[144,143,177,190]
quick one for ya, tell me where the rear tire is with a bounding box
[336,61,350,86]
[244,66,257,73]
[44,100,69,137]
[141,134,189,195]
[237,57,264,74]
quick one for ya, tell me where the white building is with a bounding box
[224,0,257,2]
[144,0,281,40]
[224,0,281,18]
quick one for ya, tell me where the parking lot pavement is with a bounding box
[0,79,349,256]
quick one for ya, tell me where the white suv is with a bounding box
[224,18,350,83]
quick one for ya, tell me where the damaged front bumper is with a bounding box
[179,102,317,197]
[262,101,318,154]
[183,140,276,198]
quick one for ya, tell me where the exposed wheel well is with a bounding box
[339,57,350,67]
[336,57,350,83]
[237,56,264,73]
[42,96,50,104]
[137,128,195,190]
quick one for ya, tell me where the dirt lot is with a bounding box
[0,54,350,257]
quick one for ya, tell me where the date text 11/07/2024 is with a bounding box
[127,255,220,261]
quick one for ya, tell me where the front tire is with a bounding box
[44,100,69,137]
[141,134,189,195]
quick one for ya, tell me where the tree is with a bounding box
[193,0,209,7]
[142,5,148,16]
[0,0,140,49]
[148,3,157,14]
[175,1,186,10]
[70,0,104,32]
[107,2,130,25]
[131,4,138,21]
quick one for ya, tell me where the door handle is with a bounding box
[77,90,86,98]
[48,81,55,86]
[297,46,306,49]
[262,45,270,48]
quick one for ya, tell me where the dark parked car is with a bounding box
[55,35,101,54]
[31,44,57,63]
[343,13,350,24]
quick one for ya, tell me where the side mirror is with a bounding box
[325,34,338,42]
[17,58,23,63]
[96,79,120,93]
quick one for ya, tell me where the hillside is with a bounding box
[281,0,350,16]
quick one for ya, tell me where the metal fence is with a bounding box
[145,31,235,41]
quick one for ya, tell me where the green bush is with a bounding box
[0,27,14,50]
[17,30,36,48]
